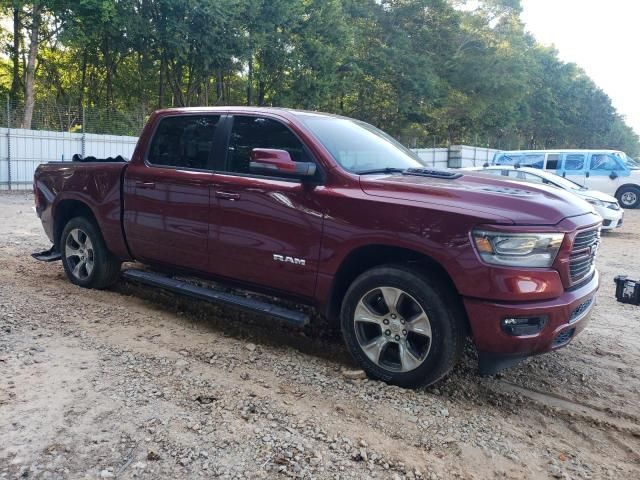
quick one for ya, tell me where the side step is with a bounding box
[122,269,310,327]
[32,246,62,262]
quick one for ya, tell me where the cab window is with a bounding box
[494,153,523,165]
[523,154,544,168]
[564,154,585,170]
[590,153,624,171]
[226,116,311,175]
[148,115,220,169]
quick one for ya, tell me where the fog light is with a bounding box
[501,316,547,336]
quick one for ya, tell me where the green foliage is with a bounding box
[0,0,638,155]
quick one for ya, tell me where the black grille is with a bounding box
[569,297,594,323]
[552,328,575,348]
[569,228,600,283]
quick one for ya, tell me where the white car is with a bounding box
[466,166,623,230]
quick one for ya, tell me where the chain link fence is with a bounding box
[0,97,510,191]
[0,98,150,136]
[1,98,141,190]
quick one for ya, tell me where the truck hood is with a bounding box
[359,171,594,225]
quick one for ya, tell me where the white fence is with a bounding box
[413,148,449,168]
[414,145,500,169]
[0,128,138,190]
[0,126,501,190]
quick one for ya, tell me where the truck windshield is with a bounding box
[622,154,640,170]
[297,114,422,174]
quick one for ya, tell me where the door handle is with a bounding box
[215,191,241,201]
[135,181,156,189]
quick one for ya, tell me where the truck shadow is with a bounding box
[113,277,354,367]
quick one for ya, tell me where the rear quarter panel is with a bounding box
[34,162,130,259]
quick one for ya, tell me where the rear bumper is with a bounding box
[464,270,599,371]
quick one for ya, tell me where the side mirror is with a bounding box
[249,148,316,177]
[610,170,619,180]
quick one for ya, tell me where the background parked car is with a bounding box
[492,149,640,209]
[467,165,624,230]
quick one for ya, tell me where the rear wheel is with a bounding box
[61,217,121,289]
[616,186,640,209]
[340,265,464,388]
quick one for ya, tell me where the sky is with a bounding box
[520,0,640,136]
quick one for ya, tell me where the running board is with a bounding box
[122,269,310,327]
[32,246,62,262]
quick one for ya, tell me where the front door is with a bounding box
[123,114,223,272]
[583,153,625,196]
[209,115,324,298]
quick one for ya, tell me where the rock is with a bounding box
[99,469,115,478]
[246,343,257,352]
[146,451,161,461]
[341,369,367,380]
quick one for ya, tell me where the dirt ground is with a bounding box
[0,191,639,480]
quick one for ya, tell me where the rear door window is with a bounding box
[148,115,220,169]
[545,154,561,170]
[522,172,544,183]
[563,154,586,170]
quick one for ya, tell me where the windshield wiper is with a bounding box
[356,167,406,175]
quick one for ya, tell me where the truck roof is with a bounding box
[152,106,346,121]
[496,149,624,155]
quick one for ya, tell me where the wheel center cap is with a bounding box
[389,318,403,335]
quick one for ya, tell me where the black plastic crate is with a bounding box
[614,276,640,306]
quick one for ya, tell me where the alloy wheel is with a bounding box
[65,228,95,280]
[353,286,432,372]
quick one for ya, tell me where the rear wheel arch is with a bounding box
[324,244,468,333]
[53,199,99,248]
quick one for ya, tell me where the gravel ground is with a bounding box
[1,191,639,480]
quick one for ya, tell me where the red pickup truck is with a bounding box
[33,107,601,388]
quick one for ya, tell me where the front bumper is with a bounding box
[464,270,599,373]
[597,206,623,230]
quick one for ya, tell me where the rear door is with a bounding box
[559,153,587,186]
[208,114,324,298]
[123,114,224,272]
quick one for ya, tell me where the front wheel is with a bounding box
[61,217,121,289]
[340,265,464,388]
[616,186,640,209]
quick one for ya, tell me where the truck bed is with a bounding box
[34,161,130,259]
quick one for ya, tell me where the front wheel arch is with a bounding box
[324,244,469,334]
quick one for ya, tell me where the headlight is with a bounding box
[472,230,565,267]
[585,198,604,207]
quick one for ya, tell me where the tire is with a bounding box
[340,264,464,388]
[60,216,121,289]
[616,186,640,209]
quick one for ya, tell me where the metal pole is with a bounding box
[81,106,86,157]
[432,136,435,167]
[6,95,11,191]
